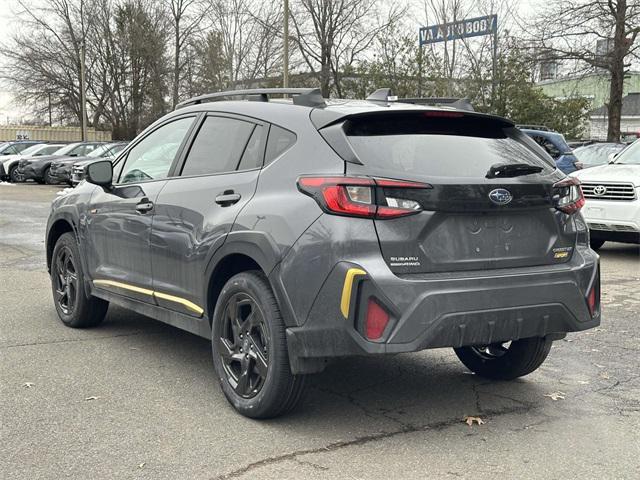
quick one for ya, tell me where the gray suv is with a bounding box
[46,88,601,418]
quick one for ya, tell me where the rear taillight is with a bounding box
[365,298,390,340]
[552,177,585,214]
[297,176,430,219]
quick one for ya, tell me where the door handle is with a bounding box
[215,191,241,206]
[136,199,154,213]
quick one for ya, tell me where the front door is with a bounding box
[150,114,267,316]
[86,116,196,303]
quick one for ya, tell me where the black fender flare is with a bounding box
[202,230,299,327]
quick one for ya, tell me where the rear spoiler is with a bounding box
[398,97,475,112]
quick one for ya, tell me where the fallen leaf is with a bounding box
[463,415,485,426]
[84,396,99,401]
[600,372,610,380]
[22,382,35,388]
[544,392,566,401]
[138,463,145,468]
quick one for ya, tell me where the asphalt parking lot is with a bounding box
[1,183,639,480]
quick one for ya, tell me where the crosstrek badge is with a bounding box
[552,246,573,259]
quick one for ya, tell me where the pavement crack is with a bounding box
[1,331,158,349]
[211,404,531,480]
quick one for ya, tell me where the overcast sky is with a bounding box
[0,0,536,122]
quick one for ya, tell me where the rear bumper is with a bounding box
[285,247,600,373]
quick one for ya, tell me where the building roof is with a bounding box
[590,92,640,117]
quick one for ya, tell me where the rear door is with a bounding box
[149,114,267,316]
[342,111,575,274]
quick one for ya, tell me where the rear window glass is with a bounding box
[265,125,296,164]
[345,113,555,177]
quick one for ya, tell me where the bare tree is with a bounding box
[0,0,96,125]
[165,0,210,108]
[289,0,405,97]
[531,0,640,141]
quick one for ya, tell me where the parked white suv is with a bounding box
[572,139,640,249]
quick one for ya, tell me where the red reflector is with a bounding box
[366,298,389,340]
[586,269,600,317]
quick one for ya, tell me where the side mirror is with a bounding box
[86,160,113,187]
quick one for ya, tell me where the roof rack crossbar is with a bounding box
[175,88,326,109]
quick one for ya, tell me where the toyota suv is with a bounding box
[46,88,601,418]
[572,138,640,249]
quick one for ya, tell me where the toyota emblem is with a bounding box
[593,185,607,196]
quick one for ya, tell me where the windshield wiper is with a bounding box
[486,163,544,179]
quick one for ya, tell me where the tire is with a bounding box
[44,167,56,185]
[211,271,306,418]
[39,167,51,185]
[454,336,553,380]
[8,165,23,183]
[50,232,109,328]
[590,238,605,251]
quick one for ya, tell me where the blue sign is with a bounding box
[420,14,497,45]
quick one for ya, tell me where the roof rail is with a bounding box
[175,88,326,110]
[398,97,475,112]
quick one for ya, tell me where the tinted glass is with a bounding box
[36,145,65,156]
[238,125,266,170]
[346,113,554,178]
[14,143,35,153]
[119,117,193,184]
[182,116,255,176]
[265,125,296,164]
[3,145,19,154]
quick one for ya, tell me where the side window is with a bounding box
[4,145,19,154]
[237,125,266,171]
[119,117,194,184]
[265,125,296,165]
[532,135,560,159]
[181,116,256,176]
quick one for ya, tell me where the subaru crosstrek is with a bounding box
[46,88,601,418]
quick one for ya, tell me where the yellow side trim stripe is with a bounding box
[340,268,366,319]
[153,291,204,315]
[93,279,204,316]
[93,279,154,297]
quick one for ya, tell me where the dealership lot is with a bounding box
[1,184,639,479]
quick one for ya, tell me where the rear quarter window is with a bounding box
[265,125,296,165]
[345,113,555,177]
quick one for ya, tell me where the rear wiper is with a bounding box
[486,163,544,179]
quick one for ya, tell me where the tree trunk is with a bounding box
[173,23,181,109]
[607,0,627,142]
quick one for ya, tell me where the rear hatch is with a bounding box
[340,110,575,274]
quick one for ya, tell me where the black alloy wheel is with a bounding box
[9,165,23,183]
[217,293,269,399]
[53,245,79,315]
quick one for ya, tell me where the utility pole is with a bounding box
[283,0,289,88]
[80,42,87,141]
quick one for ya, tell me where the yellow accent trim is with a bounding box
[153,291,204,315]
[340,268,366,319]
[93,279,154,297]
[93,279,204,316]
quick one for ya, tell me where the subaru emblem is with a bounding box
[489,188,513,205]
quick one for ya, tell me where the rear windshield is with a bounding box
[344,113,555,177]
